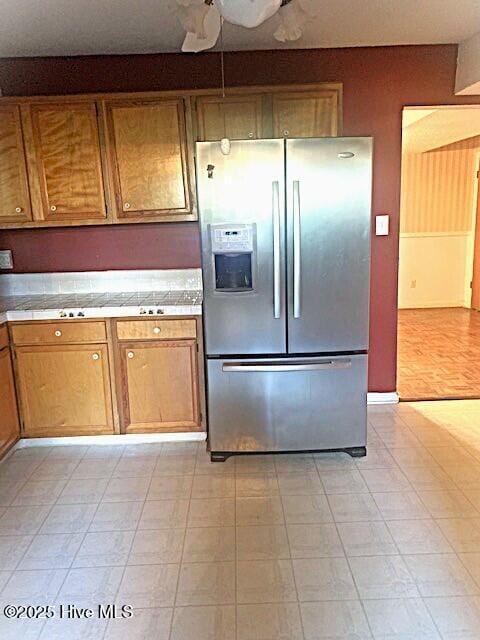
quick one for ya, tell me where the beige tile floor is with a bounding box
[2,401,480,638]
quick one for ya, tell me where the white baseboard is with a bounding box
[14,432,207,449]
[367,392,400,405]
[399,301,465,309]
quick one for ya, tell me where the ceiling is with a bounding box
[0,0,479,58]
[402,107,480,153]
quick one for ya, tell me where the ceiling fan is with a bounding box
[176,0,317,52]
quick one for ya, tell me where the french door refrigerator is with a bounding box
[197,137,372,461]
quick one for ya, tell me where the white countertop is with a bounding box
[0,289,202,323]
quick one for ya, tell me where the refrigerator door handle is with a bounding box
[293,180,301,318]
[222,360,352,372]
[272,180,281,319]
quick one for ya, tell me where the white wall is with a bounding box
[398,233,473,309]
[456,31,480,95]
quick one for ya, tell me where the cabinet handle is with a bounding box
[54,330,62,337]
[124,202,131,209]
[127,351,135,359]
[92,353,100,361]
[15,207,22,213]
[50,205,57,212]
[153,327,161,334]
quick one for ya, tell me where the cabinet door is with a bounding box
[0,347,20,457]
[0,105,32,223]
[196,95,264,141]
[272,90,339,138]
[29,102,106,221]
[105,99,194,219]
[15,344,114,437]
[120,340,200,433]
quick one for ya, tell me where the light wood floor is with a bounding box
[397,307,480,401]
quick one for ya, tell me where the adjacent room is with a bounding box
[1,2,480,639]
[397,107,480,400]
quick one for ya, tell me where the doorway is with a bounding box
[397,106,480,400]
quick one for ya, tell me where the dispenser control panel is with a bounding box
[210,224,254,254]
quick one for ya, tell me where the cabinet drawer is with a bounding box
[11,321,107,345]
[0,324,8,350]
[116,319,197,341]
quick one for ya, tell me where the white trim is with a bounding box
[467,150,480,308]
[400,232,470,238]
[403,105,480,112]
[13,432,207,449]
[367,392,399,405]
[400,301,466,309]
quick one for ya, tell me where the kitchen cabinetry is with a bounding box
[115,318,202,433]
[194,86,341,141]
[0,325,20,457]
[104,99,196,221]
[0,83,341,229]
[0,105,32,223]
[12,321,114,437]
[6,317,204,441]
[26,102,106,221]
[272,90,339,138]
[195,94,265,141]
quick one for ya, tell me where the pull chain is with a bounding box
[219,17,225,98]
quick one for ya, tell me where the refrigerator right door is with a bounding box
[286,137,372,354]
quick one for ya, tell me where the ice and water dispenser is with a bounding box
[210,224,256,292]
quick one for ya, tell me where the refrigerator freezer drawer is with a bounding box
[207,354,367,454]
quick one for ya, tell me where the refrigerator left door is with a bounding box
[197,139,287,355]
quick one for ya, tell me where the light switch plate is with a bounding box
[0,250,13,269]
[375,215,389,236]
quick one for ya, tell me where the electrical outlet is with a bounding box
[410,279,416,289]
[0,250,13,269]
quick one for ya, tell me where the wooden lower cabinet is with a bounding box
[15,343,114,437]
[119,339,201,433]
[7,317,204,442]
[0,346,20,456]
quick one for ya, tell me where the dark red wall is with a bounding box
[0,45,478,393]
[0,223,201,272]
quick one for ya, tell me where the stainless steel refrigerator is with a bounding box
[197,137,372,461]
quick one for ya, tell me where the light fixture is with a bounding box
[176,0,317,52]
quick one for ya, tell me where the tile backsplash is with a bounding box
[0,269,202,297]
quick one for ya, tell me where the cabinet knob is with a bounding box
[124,202,131,209]
[50,205,57,212]
[92,353,100,361]
[248,132,254,138]
[153,327,161,335]
[54,330,62,337]
[15,207,22,213]
[283,130,289,137]
[127,351,135,359]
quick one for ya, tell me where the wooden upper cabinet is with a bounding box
[0,105,32,223]
[272,90,339,138]
[195,94,264,141]
[28,102,106,221]
[0,83,342,229]
[105,99,194,220]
